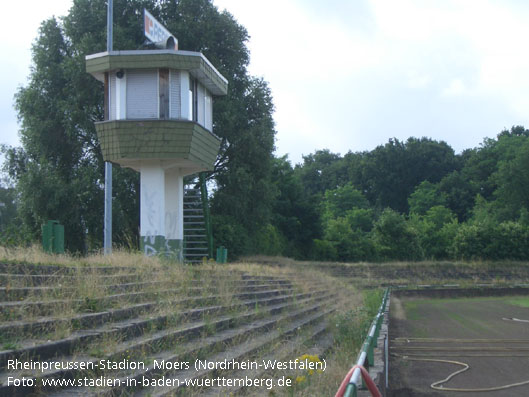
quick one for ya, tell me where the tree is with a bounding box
[4,18,104,251]
[437,170,475,222]
[372,209,422,260]
[269,156,320,258]
[408,181,446,215]
[409,206,457,259]
[322,183,369,223]
[491,138,529,221]
[210,76,277,255]
[294,149,347,197]
[359,137,457,213]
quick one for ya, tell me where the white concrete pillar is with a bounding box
[140,164,165,255]
[165,168,184,241]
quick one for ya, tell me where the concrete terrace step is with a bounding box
[200,319,333,396]
[0,263,132,276]
[0,275,293,302]
[0,272,144,287]
[136,305,336,397]
[0,283,298,324]
[1,293,334,396]
[0,263,337,396]
[0,288,321,371]
[46,295,335,396]
[0,284,308,337]
[0,280,292,315]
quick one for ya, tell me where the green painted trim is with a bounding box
[95,120,220,171]
[86,51,227,96]
[344,383,357,397]
[140,235,183,261]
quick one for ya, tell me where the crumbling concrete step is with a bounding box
[0,287,315,338]
[0,263,131,275]
[0,281,172,302]
[0,289,325,372]
[1,293,333,396]
[0,272,145,287]
[135,306,335,396]
[0,281,296,320]
[0,277,293,301]
[200,320,332,396]
[47,296,335,396]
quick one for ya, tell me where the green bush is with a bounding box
[211,215,249,258]
[452,221,529,260]
[324,217,375,261]
[410,206,457,259]
[372,209,422,260]
[311,239,337,261]
[251,224,286,256]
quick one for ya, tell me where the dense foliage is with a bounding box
[2,1,529,262]
[281,129,529,261]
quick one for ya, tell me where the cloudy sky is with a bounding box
[2,0,529,165]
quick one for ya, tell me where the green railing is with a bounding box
[342,288,390,397]
[199,172,214,259]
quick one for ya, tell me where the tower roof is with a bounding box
[86,50,228,96]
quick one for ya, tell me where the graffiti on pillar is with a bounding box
[143,232,158,256]
[144,239,158,256]
[141,183,181,259]
[144,190,158,233]
[142,189,160,256]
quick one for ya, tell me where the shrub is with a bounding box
[251,224,286,256]
[372,209,422,260]
[311,239,337,261]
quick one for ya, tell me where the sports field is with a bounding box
[389,291,529,396]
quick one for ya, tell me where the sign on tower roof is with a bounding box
[144,9,178,50]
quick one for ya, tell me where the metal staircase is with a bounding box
[183,173,213,263]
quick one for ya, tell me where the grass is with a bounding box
[243,255,529,288]
[267,289,382,396]
[0,248,242,344]
[504,296,529,307]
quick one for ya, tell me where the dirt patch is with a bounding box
[388,291,529,396]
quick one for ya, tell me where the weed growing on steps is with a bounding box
[268,288,381,396]
[0,334,19,350]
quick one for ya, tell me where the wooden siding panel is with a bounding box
[159,69,169,119]
[204,91,212,131]
[109,74,117,120]
[197,83,205,127]
[170,70,181,119]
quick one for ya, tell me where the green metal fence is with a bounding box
[343,288,390,397]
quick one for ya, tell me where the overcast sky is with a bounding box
[2,0,529,165]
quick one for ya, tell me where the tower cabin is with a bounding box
[86,50,227,259]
